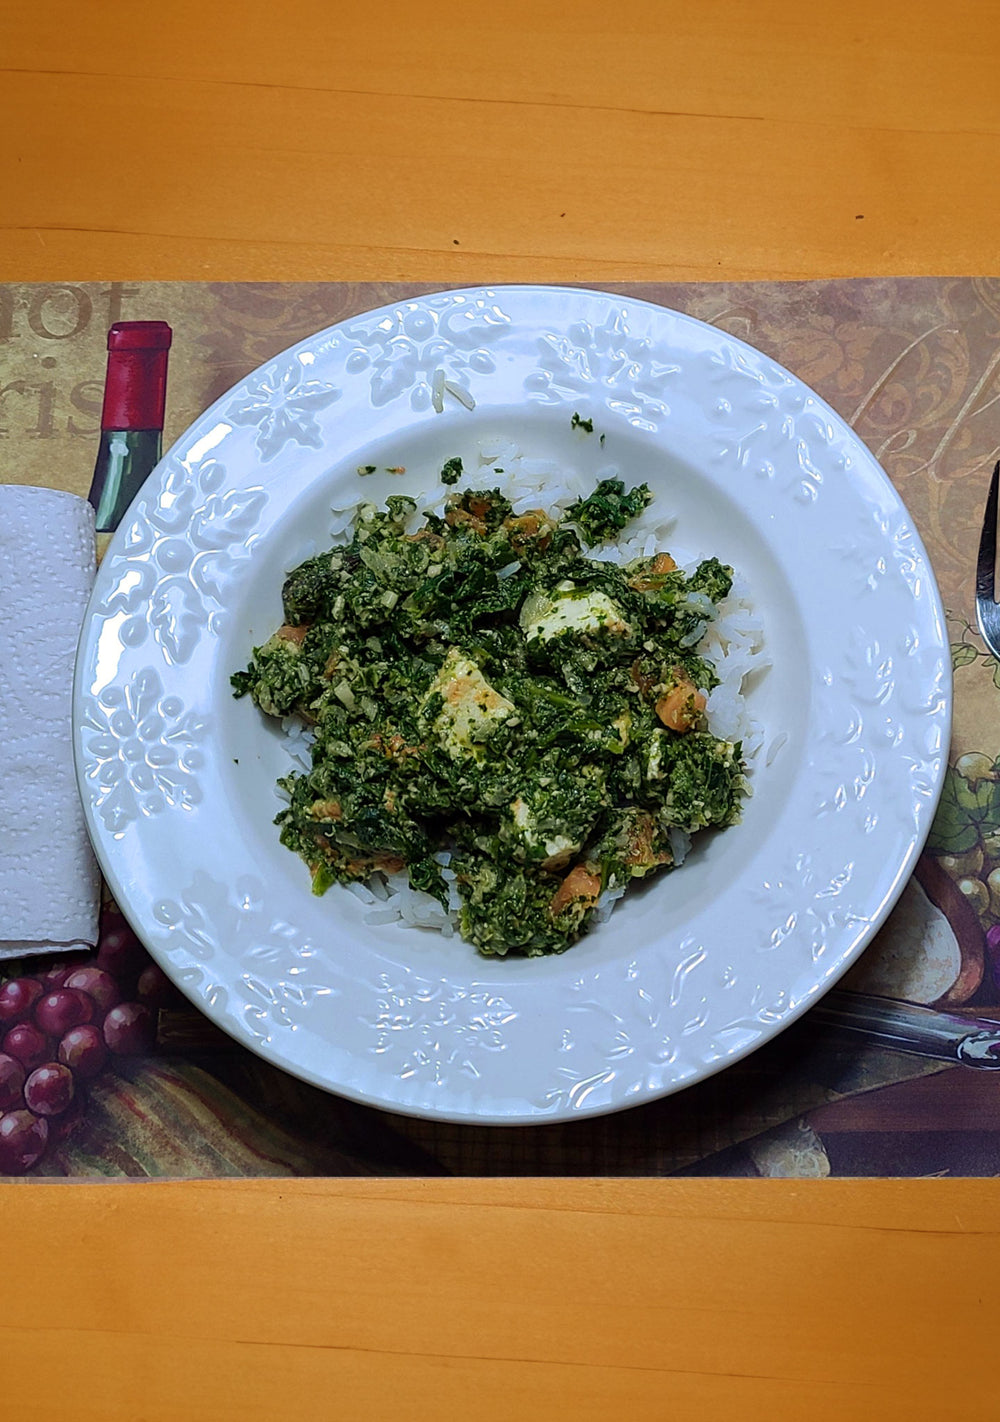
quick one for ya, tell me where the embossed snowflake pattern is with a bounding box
[366,973,517,1084]
[524,309,677,430]
[97,456,267,665]
[80,667,206,833]
[750,850,869,970]
[151,871,332,1040]
[540,1066,619,1115]
[827,506,923,597]
[227,353,341,459]
[707,352,834,504]
[342,294,511,411]
[840,638,895,709]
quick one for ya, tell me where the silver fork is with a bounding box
[976,459,1000,657]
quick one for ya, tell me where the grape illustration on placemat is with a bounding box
[0,906,161,1173]
[0,898,445,1178]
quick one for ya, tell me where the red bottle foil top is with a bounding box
[100,321,172,431]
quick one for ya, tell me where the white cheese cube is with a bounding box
[519,580,631,642]
[424,648,516,760]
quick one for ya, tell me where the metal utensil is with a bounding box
[976,459,1000,657]
[815,990,1000,1068]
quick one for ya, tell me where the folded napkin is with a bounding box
[0,486,100,960]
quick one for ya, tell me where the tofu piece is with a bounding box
[424,648,516,759]
[519,580,631,643]
[645,729,668,781]
[509,795,579,869]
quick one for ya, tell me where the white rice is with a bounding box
[431,369,446,414]
[443,379,476,410]
[430,368,477,413]
[278,442,768,936]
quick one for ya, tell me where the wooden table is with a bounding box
[3,2,1000,1416]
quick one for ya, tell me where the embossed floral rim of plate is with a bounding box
[73,285,950,1124]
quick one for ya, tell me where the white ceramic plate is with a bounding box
[73,285,950,1124]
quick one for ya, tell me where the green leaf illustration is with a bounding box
[952,642,978,669]
[928,764,1000,854]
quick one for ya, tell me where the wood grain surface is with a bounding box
[2,0,999,282]
[4,1,1000,1416]
[6,1178,1000,1421]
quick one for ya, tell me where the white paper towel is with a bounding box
[0,485,100,959]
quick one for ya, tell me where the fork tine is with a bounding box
[977,460,1000,604]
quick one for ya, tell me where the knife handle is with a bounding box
[814,989,1000,1068]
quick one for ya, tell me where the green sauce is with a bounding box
[232,480,747,956]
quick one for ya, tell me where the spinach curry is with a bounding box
[232,478,747,956]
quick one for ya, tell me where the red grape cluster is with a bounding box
[0,908,176,1174]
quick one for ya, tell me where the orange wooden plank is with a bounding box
[2,0,998,282]
[2,1178,999,1422]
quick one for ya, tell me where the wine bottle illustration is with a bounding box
[87,321,172,552]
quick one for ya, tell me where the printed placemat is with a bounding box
[2,278,999,1177]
